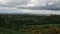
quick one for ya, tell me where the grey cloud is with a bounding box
[17,0,60,11]
[1,0,60,11]
[7,0,30,6]
[18,5,60,11]
[0,0,30,7]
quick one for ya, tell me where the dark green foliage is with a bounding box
[0,14,60,30]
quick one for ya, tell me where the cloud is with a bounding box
[18,0,60,11]
[0,0,30,7]
[0,0,60,15]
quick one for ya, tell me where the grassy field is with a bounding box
[0,27,32,34]
[0,24,60,34]
[19,24,60,34]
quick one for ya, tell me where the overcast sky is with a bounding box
[0,0,60,15]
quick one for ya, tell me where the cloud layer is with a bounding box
[0,0,59,7]
[0,0,60,15]
[0,0,30,7]
[18,0,60,11]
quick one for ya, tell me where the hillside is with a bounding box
[0,14,60,34]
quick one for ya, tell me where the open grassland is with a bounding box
[0,24,60,34]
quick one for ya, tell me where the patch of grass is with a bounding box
[0,24,60,34]
[0,27,32,34]
[19,24,60,34]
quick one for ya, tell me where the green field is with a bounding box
[0,27,32,34]
[0,24,60,34]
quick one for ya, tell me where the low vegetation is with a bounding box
[0,14,60,34]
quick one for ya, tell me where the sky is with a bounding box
[0,0,60,15]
